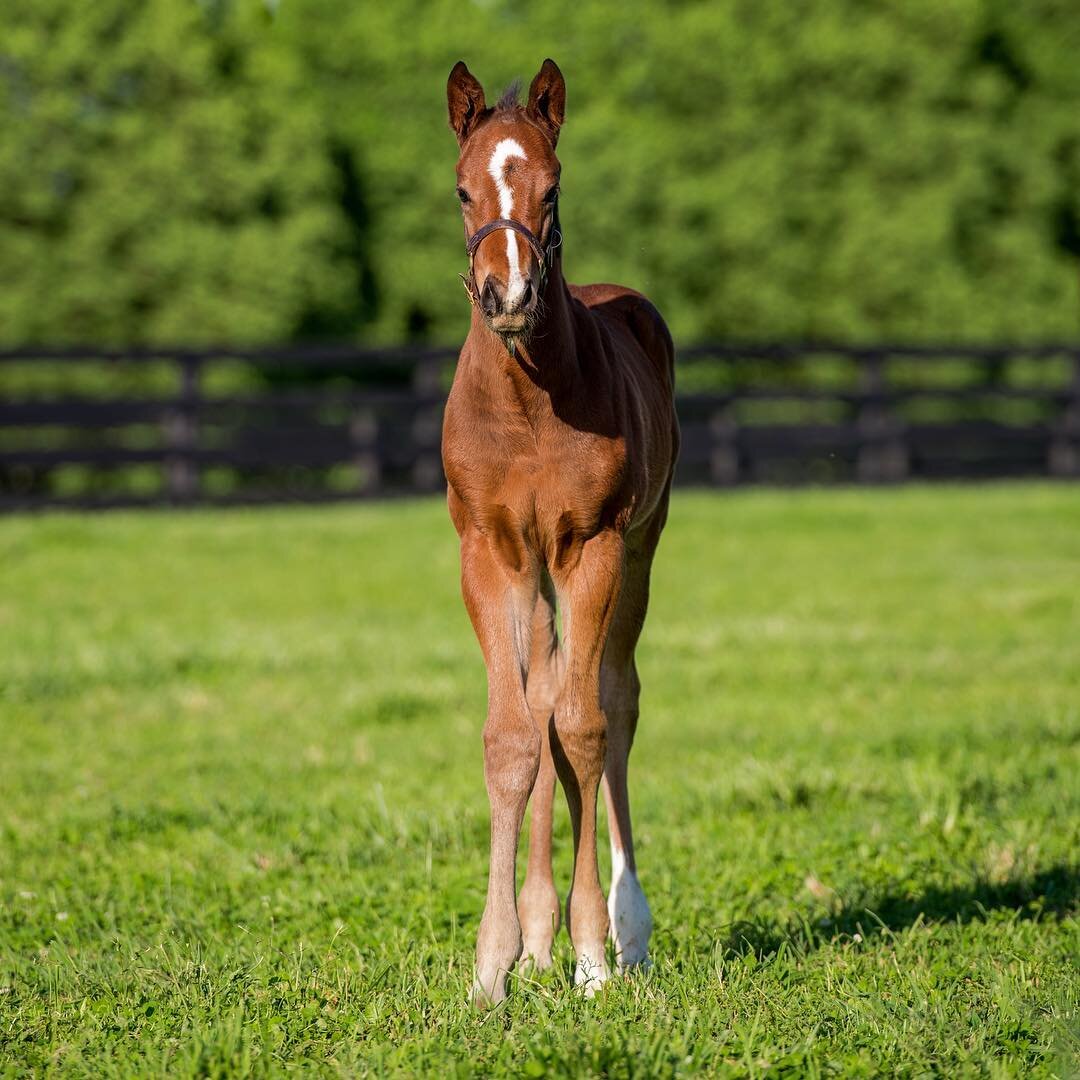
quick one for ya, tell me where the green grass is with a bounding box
[1,484,1078,1077]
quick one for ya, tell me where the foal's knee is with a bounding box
[553,691,607,786]
[483,715,541,807]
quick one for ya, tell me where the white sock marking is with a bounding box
[487,138,528,307]
[608,844,652,970]
[574,951,609,995]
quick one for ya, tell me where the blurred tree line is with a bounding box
[2,0,1080,347]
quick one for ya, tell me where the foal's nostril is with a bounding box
[480,276,504,318]
[518,279,535,312]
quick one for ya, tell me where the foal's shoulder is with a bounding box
[569,282,674,377]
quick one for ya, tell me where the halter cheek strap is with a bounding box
[460,204,562,308]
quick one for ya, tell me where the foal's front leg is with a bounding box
[460,530,541,1005]
[551,530,624,993]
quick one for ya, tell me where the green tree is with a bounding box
[2,0,1079,346]
[282,0,1080,344]
[0,0,357,343]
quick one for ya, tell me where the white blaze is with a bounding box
[487,138,528,307]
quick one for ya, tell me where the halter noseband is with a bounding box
[460,204,562,308]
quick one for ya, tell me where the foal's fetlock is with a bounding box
[518,882,560,970]
[473,922,522,1006]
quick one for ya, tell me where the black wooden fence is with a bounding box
[2,343,1079,509]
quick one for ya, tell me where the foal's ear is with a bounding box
[526,59,566,147]
[447,61,487,146]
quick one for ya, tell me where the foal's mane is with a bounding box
[495,80,523,113]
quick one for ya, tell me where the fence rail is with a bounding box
[2,343,1079,509]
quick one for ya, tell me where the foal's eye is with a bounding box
[456,187,470,205]
[543,184,560,205]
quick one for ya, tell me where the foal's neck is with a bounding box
[465,264,578,426]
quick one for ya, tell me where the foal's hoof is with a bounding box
[518,885,560,973]
[519,943,554,972]
[613,943,652,975]
[470,970,509,1007]
[615,954,653,978]
[573,953,610,997]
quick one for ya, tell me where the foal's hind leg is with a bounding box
[518,574,562,969]
[601,530,662,970]
[551,530,626,993]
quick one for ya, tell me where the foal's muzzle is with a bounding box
[480,274,537,331]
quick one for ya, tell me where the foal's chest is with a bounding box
[449,431,630,574]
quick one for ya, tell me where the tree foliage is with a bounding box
[2,0,1079,345]
[0,0,356,343]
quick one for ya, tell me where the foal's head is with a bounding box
[447,59,565,338]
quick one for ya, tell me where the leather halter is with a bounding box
[460,202,562,308]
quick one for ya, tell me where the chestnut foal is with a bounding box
[442,59,679,1004]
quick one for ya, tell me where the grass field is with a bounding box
[1,484,1078,1077]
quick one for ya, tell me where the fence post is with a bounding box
[1049,350,1080,477]
[709,399,739,485]
[411,355,445,491]
[350,405,380,494]
[856,352,908,483]
[164,354,201,502]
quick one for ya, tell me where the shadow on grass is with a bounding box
[722,862,1080,960]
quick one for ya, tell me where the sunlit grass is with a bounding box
[0,484,1077,1076]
